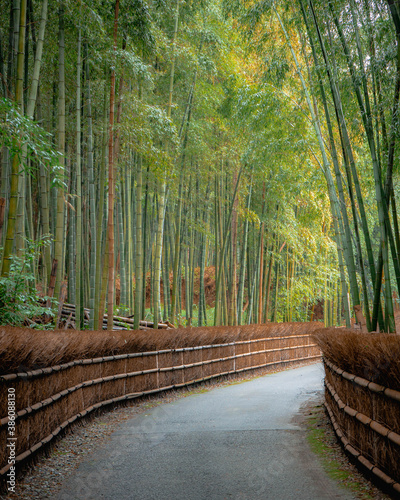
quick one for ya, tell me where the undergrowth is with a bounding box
[0,239,55,327]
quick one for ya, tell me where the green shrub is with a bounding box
[0,239,55,327]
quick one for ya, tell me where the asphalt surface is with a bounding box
[57,363,355,500]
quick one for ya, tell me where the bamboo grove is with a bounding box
[0,0,399,332]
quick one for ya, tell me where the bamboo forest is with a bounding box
[1,0,400,333]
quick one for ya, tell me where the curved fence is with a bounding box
[324,358,400,495]
[0,333,320,480]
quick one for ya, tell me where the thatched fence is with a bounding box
[0,329,320,484]
[315,329,400,496]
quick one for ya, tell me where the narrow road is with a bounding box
[57,363,354,500]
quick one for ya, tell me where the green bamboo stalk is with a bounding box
[287,1,357,324]
[328,0,381,285]
[124,160,132,313]
[98,223,109,329]
[93,85,108,329]
[8,0,20,98]
[23,2,29,111]
[198,182,210,327]
[153,182,167,327]
[164,206,172,318]
[247,237,259,325]
[107,0,120,330]
[214,167,242,326]
[258,214,265,322]
[153,0,180,328]
[162,228,170,321]
[272,260,279,322]
[215,174,223,325]
[68,169,76,304]
[230,171,239,325]
[170,60,199,325]
[309,0,390,329]
[0,20,6,97]
[35,95,52,284]
[188,208,196,323]
[84,41,96,329]
[1,0,26,276]
[141,169,150,317]
[15,171,25,257]
[26,0,47,119]
[263,244,274,322]
[370,13,400,330]
[134,153,143,329]
[53,2,66,298]
[0,148,10,216]
[117,191,127,313]
[75,17,82,329]
[16,0,48,272]
[237,178,252,325]
[25,170,34,242]
[184,245,190,325]
[299,0,355,328]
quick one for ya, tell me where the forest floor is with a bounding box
[116,265,326,323]
[143,266,217,308]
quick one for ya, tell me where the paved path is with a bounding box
[57,363,354,500]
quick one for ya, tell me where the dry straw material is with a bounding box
[0,322,321,375]
[313,328,400,391]
[315,328,400,493]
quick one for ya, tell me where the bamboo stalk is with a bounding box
[53,3,65,298]
[1,0,26,276]
[75,15,82,329]
[84,41,96,329]
[107,0,120,329]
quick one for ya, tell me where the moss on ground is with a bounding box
[306,404,390,500]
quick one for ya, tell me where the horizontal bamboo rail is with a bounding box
[323,359,400,495]
[0,334,320,480]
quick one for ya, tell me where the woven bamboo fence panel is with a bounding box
[324,359,400,495]
[0,334,320,478]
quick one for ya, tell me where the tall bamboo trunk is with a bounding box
[153,0,180,328]
[84,42,96,329]
[281,3,354,326]
[93,84,108,330]
[1,0,26,276]
[214,168,242,325]
[134,154,143,329]
[117,192,127,312]
[53,3,66,298]
[314,0,392,329]
[107,0,120,330]
[299,0,353,327]
[230,171,239,325]
[237,180,252,325]
[75,16,83,329]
